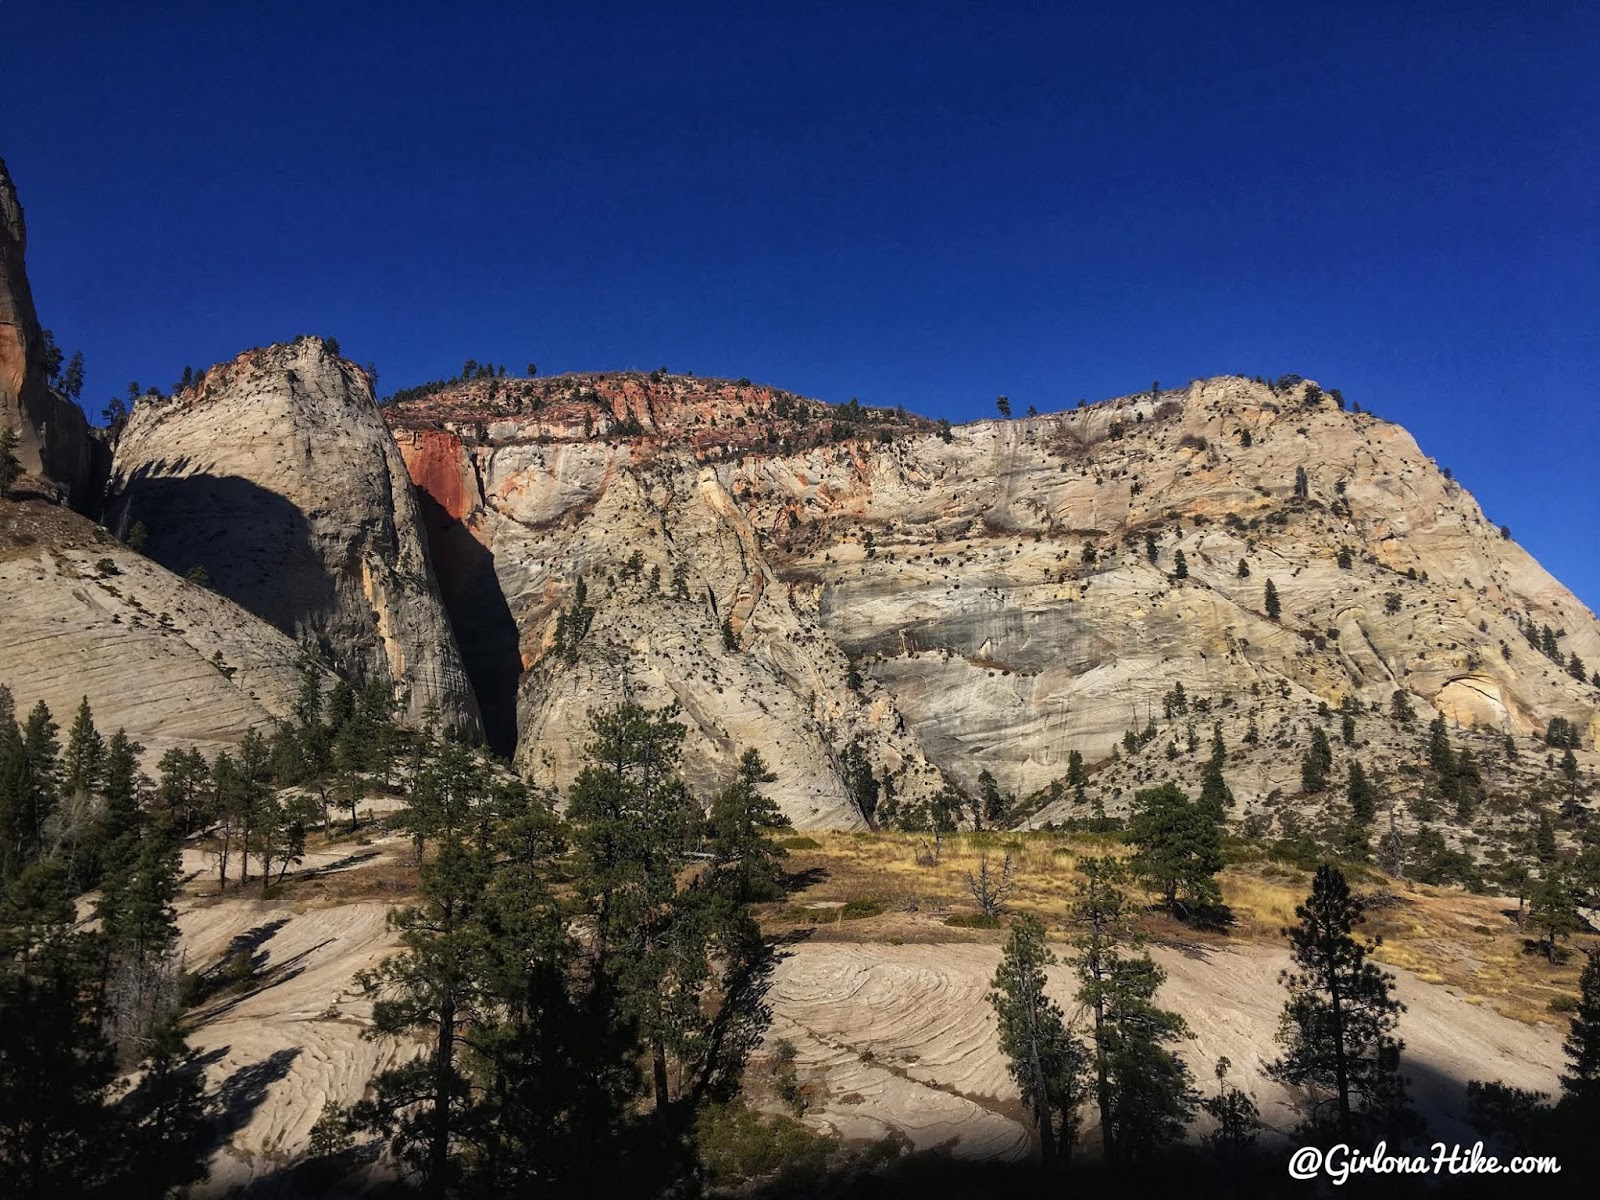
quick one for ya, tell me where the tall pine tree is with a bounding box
[989,913,1090,1167]
[1267,865,1412,1138]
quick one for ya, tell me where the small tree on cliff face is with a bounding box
[1264,579,1282,621]
[1201,1057,1261,1164]
[1346,761,1377,824]
[1268,865,1412,1140]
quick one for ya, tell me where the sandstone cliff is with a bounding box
[106,338,479,735]
[0,158,101,510]
[0,497,327,760]
[385,372,1600,823]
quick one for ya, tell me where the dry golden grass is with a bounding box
[180,823,1592,1029]
[773,831,1596,1027]
[765,830,1128,937]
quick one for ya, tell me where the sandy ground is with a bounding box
[173,857,1568,1195]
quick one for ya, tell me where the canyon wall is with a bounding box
[385,372,1600,821]
[107,338,479,735]
[0,158,101,509]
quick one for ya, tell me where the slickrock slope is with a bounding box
[0,498,325,759]
[768,940,1564,1157]
[386,373,1600,819]
[166,873,1565,1184]
[0,158,101,509]
[106,338,479,736]
[175,885,411,1196]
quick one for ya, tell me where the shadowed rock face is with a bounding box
[385,372,1600,822]
[0,497,332,762]
[106,338,479,736]
[0,158,101,510]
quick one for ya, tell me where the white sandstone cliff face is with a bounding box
[724,375,1600,799]
[396,428,940,827]
[387,373,1599,821]
[106,338,478,735]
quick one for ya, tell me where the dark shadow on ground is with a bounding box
[212,1047,302,1142]
[783,865,830,892]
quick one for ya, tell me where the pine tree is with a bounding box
[89,729,146,900]
[1199,724,1233,817]
[61,698,105,801]
[1301,725,1333,793]
[462,795,641,1195]
[1427,714,1455,775]
[1264,578,1281,620]
[1390,689,1415,726]
[358,828,491,1191]
[1268,865,1412,1139]
[1561,949,1600,1112]
[1173,549,1188,579]
[332,719,366,832]
[1128,783,1222,912]
[156,747,210,836]
[0,702,60,883]
[1536,811,1558,863]
[1346,761,1376,824]
[989,913,1090,1167]
[0,863,119,1197]
[1528,870,1580,962]
[207,751,240,891]
[977,769,1006,827]
[1200,1056,1261,1165]
[1066,749,1085,789]
[111,1016,212,1196]
[1070,857,1196,1166]
[566,703,776,1178]
[105,820,180,971]
[706,748,790,903]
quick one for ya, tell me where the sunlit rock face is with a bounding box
[106,338,479,736]
[0,157,100,510]
[386,372,1599,823]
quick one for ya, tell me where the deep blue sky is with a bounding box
[4,2,1596,607]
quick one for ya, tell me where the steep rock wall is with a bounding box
[388,373,1600,818]
[0,158,101,510]
[107,338,479,735]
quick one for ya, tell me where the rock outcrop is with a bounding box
[0,497,326,760]
[385,372,1600,821]
[0,158,101,510]
[106,338,479,735]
